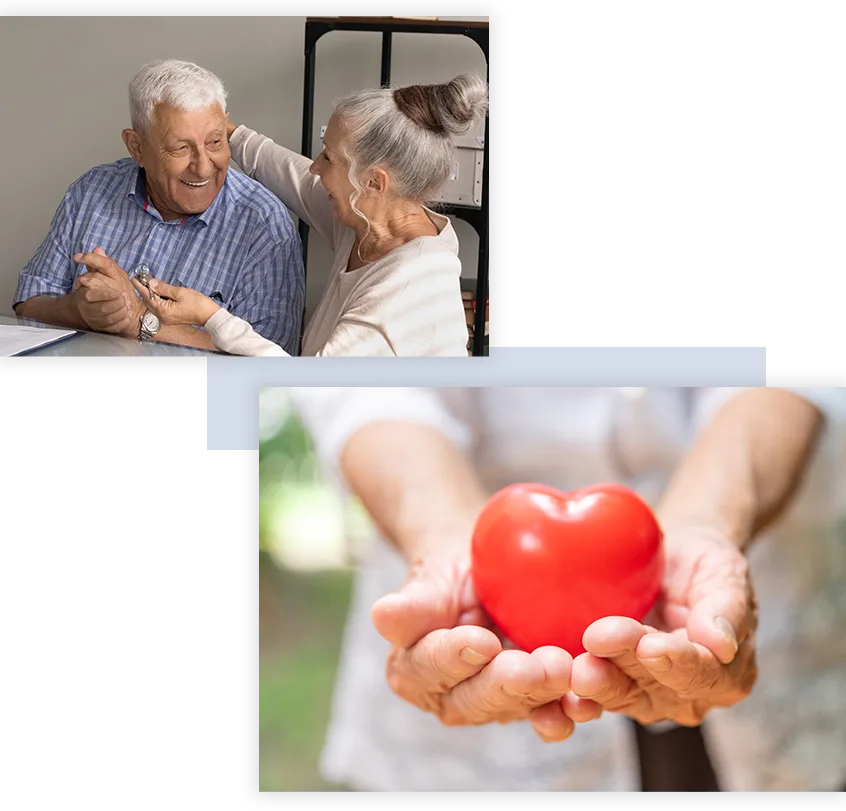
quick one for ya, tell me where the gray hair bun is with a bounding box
[393,73,488,137]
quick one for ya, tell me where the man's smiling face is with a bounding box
[130,101,230,221]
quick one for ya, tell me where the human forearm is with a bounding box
[657,388,824,548]
[571,389,818,716]
[153,324,217,352]
[15,295,87,330]
[202,309,286,356]
[341,422,488,560]
[229,125,334,244]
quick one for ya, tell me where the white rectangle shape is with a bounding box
[0,324,80,357]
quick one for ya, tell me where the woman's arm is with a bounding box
[228,124,337,247]
[288,388,590,738]
[203,309,288,357]
[313,319,395,357]
[658,387,824,547]
[132,277,287,357]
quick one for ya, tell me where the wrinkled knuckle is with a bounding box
[677,669,721,699]
[592,685,640,714]
[420,692,444,715]
[437,701,468,727]
[385,654,408,698]
[612,696,645,715]
[582,683,619,706]
[624,705,660,725]
[464,689,510,722]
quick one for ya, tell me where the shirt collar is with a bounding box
[126,164,227,228]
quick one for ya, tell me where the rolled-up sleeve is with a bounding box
[286,387,473,486]
[692,387,846,429]
[13,190,78,308]
[227,232,304,355]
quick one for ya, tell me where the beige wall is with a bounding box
[0,16,488,318]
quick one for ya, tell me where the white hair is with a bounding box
[333,73,488,257]
[129,59,227,134]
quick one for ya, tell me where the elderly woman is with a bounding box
[131,74,488,357]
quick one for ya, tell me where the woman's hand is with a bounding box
[226,120,239,139]
[566,526,758,728]
[372,543,603,741]
[130,277,220,327]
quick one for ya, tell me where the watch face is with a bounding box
[142,312,160,332]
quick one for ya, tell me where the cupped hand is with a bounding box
[371,546,602,741]
[130,277,220,327]
[570,526,758,726]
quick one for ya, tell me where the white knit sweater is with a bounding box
[204,126,470,357]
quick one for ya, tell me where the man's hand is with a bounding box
[565,526,758,729]
[372,544,603,742]
[68,279,131,334]
[72,248,144,338]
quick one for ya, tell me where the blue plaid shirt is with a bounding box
[14,158,304,354]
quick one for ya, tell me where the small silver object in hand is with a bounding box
[136,269,156,300]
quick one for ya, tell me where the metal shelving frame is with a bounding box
[300,16,489,355]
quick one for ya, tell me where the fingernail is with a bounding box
[714,617,738,656]
[592,649,628,659]
[459,647,491,666]
[640,656,672,672]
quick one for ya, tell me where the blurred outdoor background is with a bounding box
[258,388,373,792]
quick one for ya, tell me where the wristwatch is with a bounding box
[139,310,161,342]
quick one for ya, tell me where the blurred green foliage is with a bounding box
[259,402,354,792]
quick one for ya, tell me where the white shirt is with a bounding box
[289,387,846,791]
[216,127,470,357]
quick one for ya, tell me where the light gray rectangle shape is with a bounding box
[207,348,767,450]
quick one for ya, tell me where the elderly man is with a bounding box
[13,59,303,352]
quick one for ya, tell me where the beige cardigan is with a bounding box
[204,126,470,357]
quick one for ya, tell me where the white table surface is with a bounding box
[0,314,218,357]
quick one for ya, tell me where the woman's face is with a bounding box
[309,114,360,227]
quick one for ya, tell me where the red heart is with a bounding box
[471,482,664,656]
